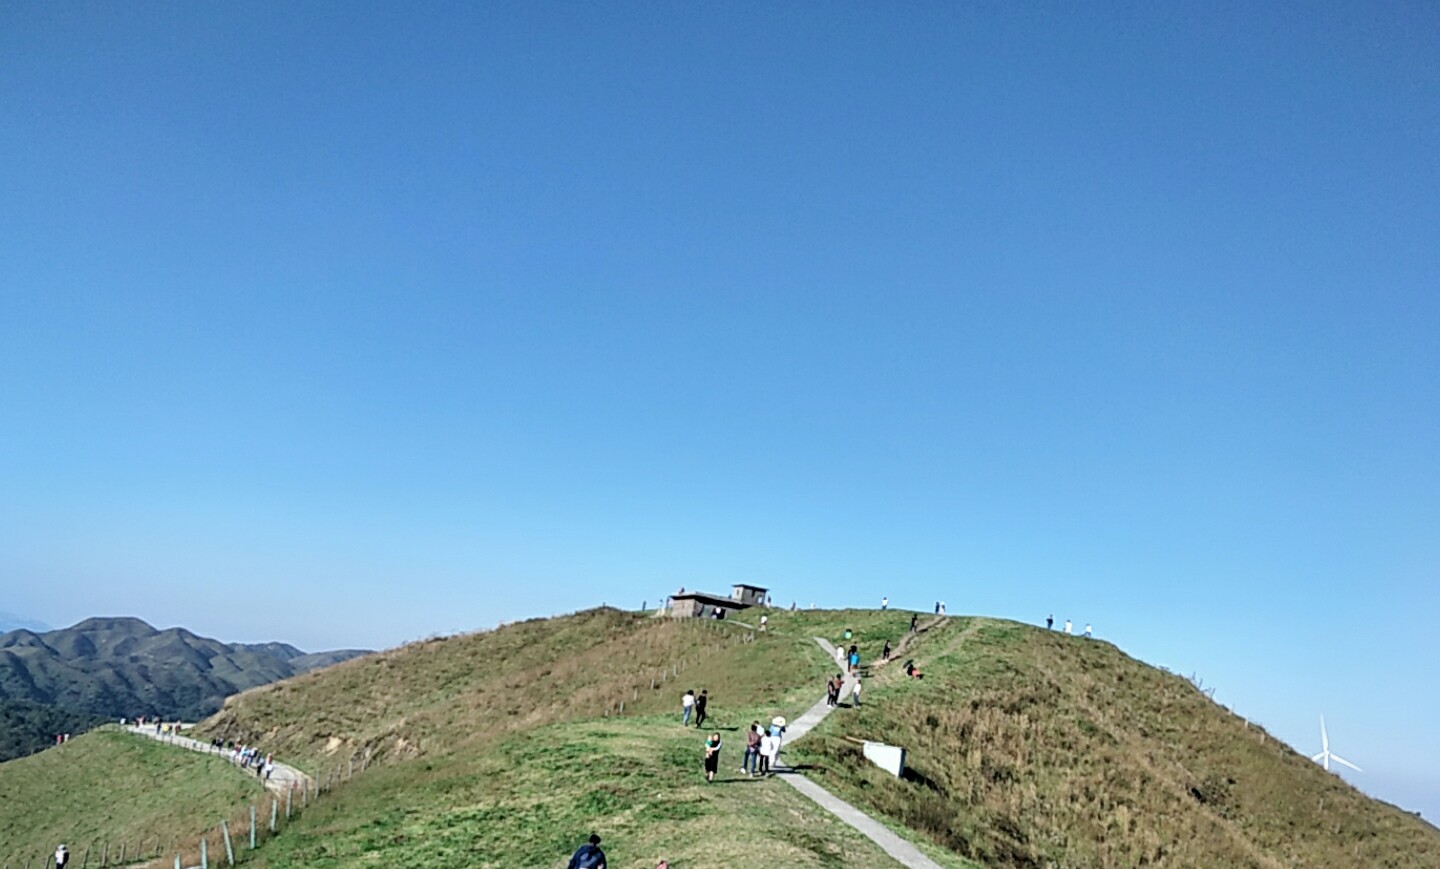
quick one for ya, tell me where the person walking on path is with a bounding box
[882,640,891,661]
[742,722,762,776]
[848,645,860,674]
[567,834,607,869]
[694,689,709,728]
[681,689,695,726]
[835,645,846,670]
[910,613,918,633]
[703,732,722,782]
[55,844,69,869]
[1046,614,1054,630]
[851,677,862,707]
[1064,619,1072,635]
[759,729,778,775]
[825,675,838,707]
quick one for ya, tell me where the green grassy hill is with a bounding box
[0,727,264,866]
[5,607,1436,868]
[789,615,1440,868]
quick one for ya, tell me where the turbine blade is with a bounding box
[1311,751,1326,762]
[1332,755,1362,772]
[1320,716,1329,751]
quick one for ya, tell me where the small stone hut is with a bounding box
[667,583,769,619]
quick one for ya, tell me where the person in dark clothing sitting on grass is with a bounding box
[568,834,606,869]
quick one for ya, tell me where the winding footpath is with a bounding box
[124,725,311,796]
[774,636,948,869]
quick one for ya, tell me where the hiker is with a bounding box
[567,834,607,869]
[1064,619,1072,635]
[1046,614,1054,630]
[694,689,709,728]
[759,728,778,775]
[834,645,846,670]
[55,844,69,869]
[768,716,786,766]
[1084,623,1093,638]
[759,614,768,631]
[742,721,762,776]
[939,601,946,615]
[825,675,837,707]
[848,645,859,673]
[851,676,862,707]
[882,640,891,661]
[881,596,888,610]
[910,613,918,633]
[703,732,722,782]
[681,689,695,725]
[934,601,940,615]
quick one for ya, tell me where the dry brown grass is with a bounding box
[794,618,1440,869]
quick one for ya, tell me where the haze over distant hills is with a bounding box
[0,616,369,761]
[0,611,49,633]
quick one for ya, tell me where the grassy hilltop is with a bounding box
[0,727,264,865]
[3,606,1437,868]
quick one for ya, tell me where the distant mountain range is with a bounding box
[0,612,49,633]
[0,616,369,761]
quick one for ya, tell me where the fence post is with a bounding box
[174,856,181,869]
[250,805,257,849]
[271,798,278,833]
[347,758,353,781]
[221,821,234,866]
[82,846,89,868]
[200,836,208,869]
[117,844,124,864]
[286,786,293,819]
[101,844,107,867]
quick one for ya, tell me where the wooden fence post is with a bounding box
[271,798,278,833]
[221,821,234,866]
[286,786,293,819]
[100,844,107,867]
[117,844,124,864]
[250,805,257,849]
[347,758,353,781]
[200,837,208,869]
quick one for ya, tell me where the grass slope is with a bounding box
[197,607,966,868]
[791,616,1440,868]
[0,728,264,865]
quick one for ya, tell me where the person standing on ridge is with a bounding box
[1084,623,1093,638]
[1046,614,1054,630]
[910,613,918,633]
[567,834,606,869]
[881,596,888,610]
[694,689,709,728]
[1064,619,1072,635]
[702,732,722,783]
[681,689,695,726]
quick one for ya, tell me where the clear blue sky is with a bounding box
[3,1,1437,822]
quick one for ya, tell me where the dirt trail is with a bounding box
[124,725,311,795]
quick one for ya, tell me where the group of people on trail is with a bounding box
[825,671,861,707]
[229,742,276,780]
[680,688,708,727]
[1046,614,1093,638]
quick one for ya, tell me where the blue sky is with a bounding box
[3,1,1437,822]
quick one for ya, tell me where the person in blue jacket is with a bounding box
[568,833,606,869]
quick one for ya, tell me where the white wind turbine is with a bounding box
[1311,715,1361,773]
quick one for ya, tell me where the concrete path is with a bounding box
[125,725,310,795]
[772,637,948,869]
